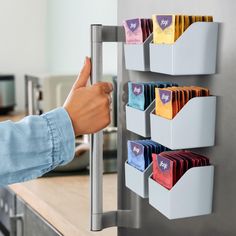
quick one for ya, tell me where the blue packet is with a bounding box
[137,140,151,169]
[140,140,152,166]
[127,139,170,172]
[140,140,156,165]
[127,140,147,171]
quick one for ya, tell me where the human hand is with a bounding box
[64,57,113,136]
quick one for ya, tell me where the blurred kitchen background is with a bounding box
[0,1,119,236]
[0,0,118,174]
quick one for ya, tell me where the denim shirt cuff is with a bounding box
[41,107,75,168]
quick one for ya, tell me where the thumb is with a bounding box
[72,57,91,90]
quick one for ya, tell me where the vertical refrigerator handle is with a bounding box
[90,24,140,231]
[90,24,104,231]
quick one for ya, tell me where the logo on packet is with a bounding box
[156,15,172,30]
[132,84,143,96]
[126,19,140,32]
[157,156,170,172]
[159,90,171,104]
[130,142,143,156]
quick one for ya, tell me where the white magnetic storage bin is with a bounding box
[126,100,155,137]
[125,161,153,198]
[150,96,216,149]
[148,165,214,219]
[124,34,153,71]
[150,22,219,75]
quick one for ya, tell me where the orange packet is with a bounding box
[181,87,190,104]
[174,87,186,113]
[191,86,210,96]
[182,86,193,100]
[155,88,175,119]
[175,88,181,115]
[179,88,185,111]
[165,87,179,118]
[191,86,202,96]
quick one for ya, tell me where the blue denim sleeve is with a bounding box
[0,107,75,186]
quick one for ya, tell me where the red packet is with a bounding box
[169,152,185,181]
[198,155,209,166]
[180,151,198,167]
[152,153,176,190]
[187,152,210,166]
[161,152,182,182]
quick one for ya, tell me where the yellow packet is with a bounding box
[190,15,196,25]
[175,15,180,41]
[203,16,208,22]
[153,14,176,44]
[207,16,213,22]
[184,15,190,31]
[195,16,203,22]
[203,16,213,22]
[180,15,185,36]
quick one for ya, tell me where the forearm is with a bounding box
[0,108,75,186]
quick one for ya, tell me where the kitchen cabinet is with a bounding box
[15,196,62,236]
[0,187,16,236]
[0,187,62,236]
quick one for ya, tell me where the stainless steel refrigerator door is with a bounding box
[117,1,236,235]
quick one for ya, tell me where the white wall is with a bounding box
[0,0,48,110]
[47,0,117,75]
[0,1,117,111]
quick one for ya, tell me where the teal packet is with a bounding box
[128,82,145,110]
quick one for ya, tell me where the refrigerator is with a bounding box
[90,1,236,235]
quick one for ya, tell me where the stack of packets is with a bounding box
[123,18,153,44]
[128,81,178,111]
[152,15,214,44]
[152,150,210,189]
[155,86,210,119]
[127,140,169,172]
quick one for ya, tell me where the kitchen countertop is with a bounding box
[0,111,25,122]
[0,113,117,236]
[10,174,117,236]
